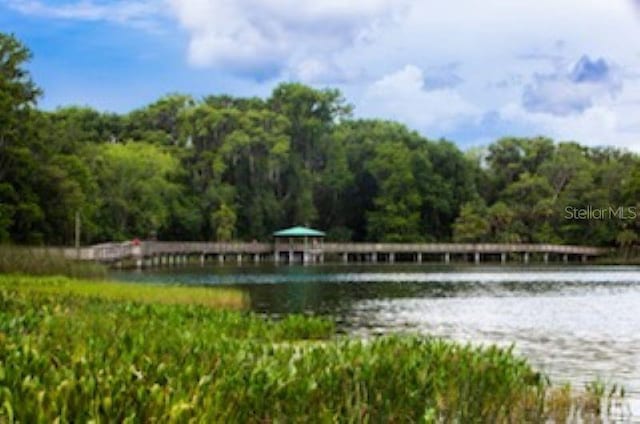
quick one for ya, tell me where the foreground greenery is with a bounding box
[0,276,627,422]
[1,33,639,254]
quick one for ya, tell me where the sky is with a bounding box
[2,0,640,150]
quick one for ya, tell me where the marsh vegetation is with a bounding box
[0,275,627,422]
[0,246,106,279]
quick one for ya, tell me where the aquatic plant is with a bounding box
[0,275,627,422]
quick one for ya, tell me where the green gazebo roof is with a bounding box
[273,226,326,237]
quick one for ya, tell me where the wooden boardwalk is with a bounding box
[61,241,608,268]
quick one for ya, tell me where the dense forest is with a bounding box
[1,33,639,249]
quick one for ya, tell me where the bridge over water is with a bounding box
[60,241,608,268]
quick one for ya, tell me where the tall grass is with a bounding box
[0,275,627,422]
[0,245,106,279]
[2,275,248,309]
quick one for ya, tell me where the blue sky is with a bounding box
[2,0,640,150]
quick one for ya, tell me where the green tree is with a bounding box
[0,33,44,243]
[315,133,354,238]
[616,229,638,259]
[41,106,124,150]
[178,103,239,239]
[38,154,98,245]
[222,108,290,239]
[87,143,179,241]
[487,201,520,242]
[501,173,555,242]
[126,94,194,145]
[453,199,490,242]
[366,141,422,242]
[211,203,237,241]
[420,140,477,240]
[486,137,554,199]
[269,83,351,227]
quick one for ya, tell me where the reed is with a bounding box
[1,274,248,309]
[0,245,106,279]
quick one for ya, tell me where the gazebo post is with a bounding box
[304,236,309,264]
[272,226,326,265]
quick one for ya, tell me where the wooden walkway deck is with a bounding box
[60,241,608,268]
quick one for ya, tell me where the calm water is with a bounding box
[113,264,640,413]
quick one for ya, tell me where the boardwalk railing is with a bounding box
[323,243,604,255]
[59,241,609,268]
[69,242,272,263]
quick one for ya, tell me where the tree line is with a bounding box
[1,33,639,249]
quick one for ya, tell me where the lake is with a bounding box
[113,264,640,414]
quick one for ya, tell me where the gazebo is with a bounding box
[273,226,325,264]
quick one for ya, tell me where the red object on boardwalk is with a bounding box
[132,238,140,246]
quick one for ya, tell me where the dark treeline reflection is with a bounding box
[2,33,639,251]
[112,264,640,316]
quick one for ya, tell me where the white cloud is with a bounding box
[360,65,479,134]
[343,0,640,149]
[499,76,640,151]
[292,58,362,84]
[5,0,164,29]
[167,0,409,77]
[522,56,622,116]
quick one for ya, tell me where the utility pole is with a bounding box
[75,211,81,258]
